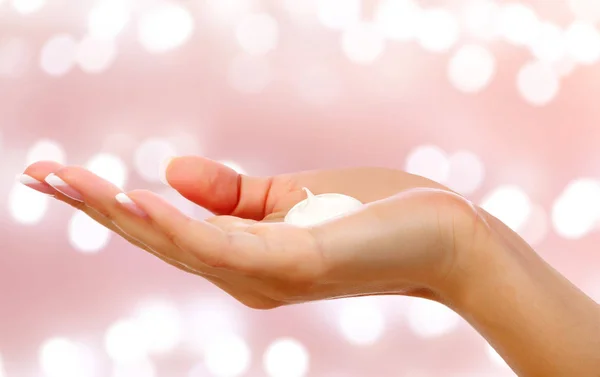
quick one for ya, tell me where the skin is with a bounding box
[22,157,600,376]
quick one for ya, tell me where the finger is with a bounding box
[165,156,275,220]
[22,162,203,273]
[22,161,64,195]
[121,190,263,272]
[24,162,154,252]
[44,166,207,271]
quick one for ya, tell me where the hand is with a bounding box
[22,157,482,309]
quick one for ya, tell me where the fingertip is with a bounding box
[165,156,242,213]
[23,160,64,178]
[159,156,177,186]
[126,189,194,223]
[18,173,56,195]
[125,189,168,209]
[115,192,147,217]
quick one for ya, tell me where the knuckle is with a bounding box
[163,226,182,249]
[430,190,487,287]
[431,192,477,252]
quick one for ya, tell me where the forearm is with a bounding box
[447,213,600,377]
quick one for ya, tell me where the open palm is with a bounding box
[23,157,466,308]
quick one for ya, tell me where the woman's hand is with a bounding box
[22,157,483,309]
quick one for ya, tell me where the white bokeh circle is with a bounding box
[263,338,309,377]
[448,44,496,93]
[517,61,560,106]
[481,185,532,232]
[405,145,450,183]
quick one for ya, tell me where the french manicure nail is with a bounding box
[116,193,147,217]
[45,173,84,202]
[19,174,56,195]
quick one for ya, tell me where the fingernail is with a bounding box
[116,193,147,217]
[19,174,56,195]
[45,173,84,202]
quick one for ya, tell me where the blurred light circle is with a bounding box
[11,0,45,14]
[448,44,496,93]
[480,185,532,231]
[486,344,509,368]
[497,2,541,46]
[138,3,194,53]
[86,153,128,188]
[341,22,385,64]
[236,13,279,56]
[9,182,49,224]
[220,160,246,174]
[446,150,486,195]
[40,34,77,77]
[516,61,559,106]
[68,211,112,253]
[518,204,548,246]
[0,353,4,377]
[417,8,459,53]
[228,54,272,94]
[112,358,156,377]
[406,299,461,338]
[135,300,183,355]
[531,22,566,63]
[88,0,130,40]
[0,37,32,79]
[405,145,450,183]
[26,139,66,165]
[564,21,600,65]
[39,338,97,377]
[184,298,245,354]
[567,0,600,23]
[205,334,251,377]
[551,179,600,239]
[76,36,117,74]
[338,297,385,346]
[463,0,501,41]
[105,319,148,362]
[374,0,421,41]
[134,138,177,183]
[263,338,310,377]
[316,0,361,30]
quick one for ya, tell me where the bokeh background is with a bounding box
[2,0,600,376]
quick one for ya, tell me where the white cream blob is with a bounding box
[283,188,364,227]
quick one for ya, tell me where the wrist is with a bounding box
[436,207,514,309]
[439,208,600,376]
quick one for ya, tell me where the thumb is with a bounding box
[164,156,273,219]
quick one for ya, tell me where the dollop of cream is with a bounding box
[283,187,364,227]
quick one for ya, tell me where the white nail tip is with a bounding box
[19,174,39,185]
[115,193,133,204]
[45,173,67,187]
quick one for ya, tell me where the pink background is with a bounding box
[2,0,600,376]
